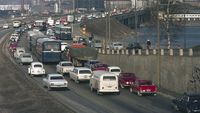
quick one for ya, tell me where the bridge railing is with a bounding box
[97,48,199,56]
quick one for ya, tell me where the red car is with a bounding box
[118,73,136,88]
[129,79,157,96]
[9,42,18,52]
[91,63,109,71]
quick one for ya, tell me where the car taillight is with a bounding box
[102,87,104,89]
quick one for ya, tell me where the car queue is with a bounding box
[8,20,200,113]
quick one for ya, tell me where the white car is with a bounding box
[28,62,45,76]
[18,53,33,65]
[43,73,68,91]
[109,42,124,50]
[56,61,74,74]
[2,24,9,29]
[69,67,92,83]
[107,66,121,76]
[13,47,25,59]
[10,33,20,42]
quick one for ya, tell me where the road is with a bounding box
[7,26,179,113]
[0,28,75,113]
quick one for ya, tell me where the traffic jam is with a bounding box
[6,15,200,113]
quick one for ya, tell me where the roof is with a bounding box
[108,66,121,69]
[74,67,91,71]
[93,70,116,77]
[60,61,72,63]
[48,73,63,77]
[31,62,43,65]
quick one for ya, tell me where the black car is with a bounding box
[126,42,142,50]
[172,93,200,113]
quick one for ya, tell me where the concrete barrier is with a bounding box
[132,49,135,55]
[138,49,141,55]
[117,50,120,54]
[111,50,114,54]
[169,49,173,56]
[179,49,183,56]
[126,50,129,55]
[102,49,105,54]
[107,49,110,54]
[153,49,157,55]
[161,49,164,56]
[146,49,149,55]
[189,49,193,56]
[121,49,125,54]
[98,49,101,53]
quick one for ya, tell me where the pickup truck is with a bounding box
[43,73,68,91]
[129,79,157,96]
[56,61,74,74]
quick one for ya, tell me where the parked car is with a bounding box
[56,61,74,74]
[118,73,137,88]
[107,66,121,76]
[172,93,200,113]
[2,23,9,29]
[13,47,25,59]
[43,73,68,91]
[109,42,124,50]
[91,63,109,71]
[28,62,45,76]
[129,79,157,96]
[18,53,33,65]
[69,67,92,83]
[84,60,100,69]
[90,70,120,95]
[126,42,142,53]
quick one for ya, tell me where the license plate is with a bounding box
[146,89,151,92]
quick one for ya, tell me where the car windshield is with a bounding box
[79,70,91,74]
[103,76,116,81]
[34,64,42,67]
[90,61,99,64]
[50,76,64,80]
[111,69,120,72]
[114,43,122,46]
[62,63,72,66]
[139,81,152,85]
[122,73,135,78]
[19,50,24,53]
[23,55,31,58]
[97,64,108,67]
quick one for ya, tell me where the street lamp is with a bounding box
[135,0,138,42]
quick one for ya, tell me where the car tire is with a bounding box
[47,86,51,91]
[120,83,124,88]
[75,79,79,84]
[137,91,142,96]
[186,108,191,113]
[129,88,133,93]
[173,104,179,111]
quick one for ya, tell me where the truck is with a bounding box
[64,44,98,67]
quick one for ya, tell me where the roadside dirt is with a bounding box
[0,33,75,113]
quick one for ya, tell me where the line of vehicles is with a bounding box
[7,20,200,113]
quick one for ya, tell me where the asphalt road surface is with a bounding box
[0,28,75,113]
[10,27,180,113]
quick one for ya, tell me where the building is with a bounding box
[75,0,105,11]
[105,0,132,11]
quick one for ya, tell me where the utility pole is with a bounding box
[21,0,25,15]
[167,0,170,49]
[157,0,161,88]
[135,0,138,42]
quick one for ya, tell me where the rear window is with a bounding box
[114,43,122,46]
[62,63,72,66]
[79,70,91,74]
[139,81,152,85]
[50,76,64,80]
[23,55,31,58]
[103,76,116,81]
[111,69,120,72]
[19,50,24,53]
[34,64,42,68]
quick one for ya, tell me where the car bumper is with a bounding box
[31,72,45,75]
[50,85,68,88]
[99,89,120,93]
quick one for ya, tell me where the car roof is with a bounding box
[60,61,72,63]
[32,62,43,65]
[74,67,91,70]
[48,73,63,77]
[93,70,116,77]
[108,66,121,69]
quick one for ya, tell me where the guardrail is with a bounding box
[97,48,198,56]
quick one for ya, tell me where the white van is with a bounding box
[107,66,121,76]
[90,71,120,95]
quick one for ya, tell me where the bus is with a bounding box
[35,38,61,63]
[27,30,45,51]
[55,24,72,40]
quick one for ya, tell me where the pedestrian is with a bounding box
[146,40,151,49]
